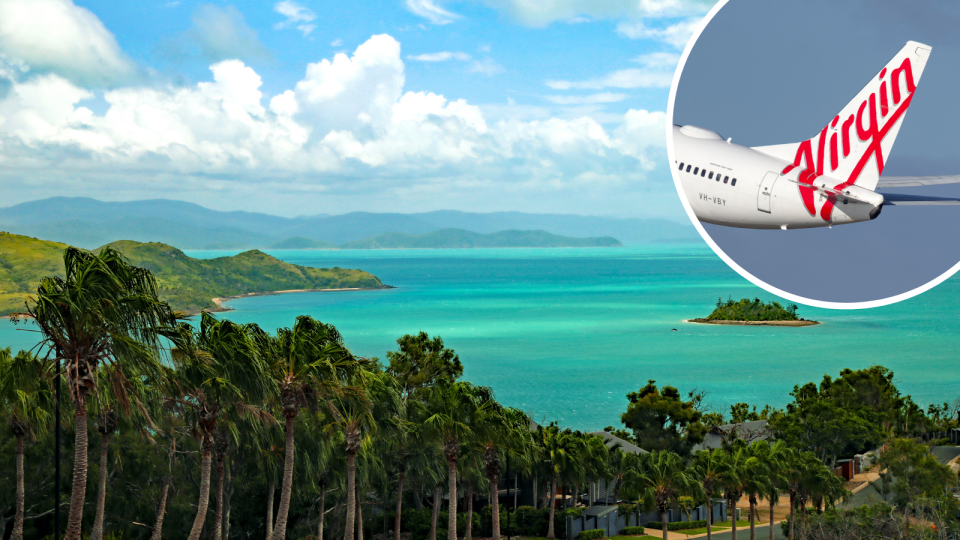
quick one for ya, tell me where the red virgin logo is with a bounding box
[781,57,916,221]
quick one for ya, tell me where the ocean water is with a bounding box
[2,245,958,431]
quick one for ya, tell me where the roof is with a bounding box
[589,431,649,455]
[692,420,772,453]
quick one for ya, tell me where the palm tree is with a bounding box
[741,443,771,540]
[583,434,610,507]
[777,447,803,540]
[420,382,493,540]
[474,406,532,540]
[750,441,786,540]
[625,450,696,540]
[25,246,174,540]
[253,316,354,540]
[692,448,729,540]
[539,425,580,539]
[719,445,747,540]
[165,313,274,540]
[0,348,53,540]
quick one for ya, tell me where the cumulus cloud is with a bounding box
[0,34,670,216]
[160,4,271,63]
[274,1,317,36]
[546,52,678,90]
[476,0,713,27]
[616,17,700,48]
[406,0,460,24]
[407,52,472,62]
[0,0,134,86]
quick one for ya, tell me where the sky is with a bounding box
[673,0,960,304]
[0,0,717,219]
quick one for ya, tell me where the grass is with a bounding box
[610,536,658,540]
[672,526,729,535]
[713,520,753,528]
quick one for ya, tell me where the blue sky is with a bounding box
[0,0,713,219]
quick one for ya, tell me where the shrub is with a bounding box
[619,526,646,535]
[644,519,707,531]
[929,437,952,447]
[576,528,605,540]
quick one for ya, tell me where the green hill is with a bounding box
[340,228,622,249]
[0,233,387,316]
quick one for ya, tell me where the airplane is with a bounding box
[673,40,960,230]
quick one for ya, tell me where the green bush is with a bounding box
[929,437,952,446]
[644,519,707,531]
[576,528,605,540]
[619,526,645,535]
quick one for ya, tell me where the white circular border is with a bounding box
[666,0,960,310]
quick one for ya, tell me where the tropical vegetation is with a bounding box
[705,298,800,322]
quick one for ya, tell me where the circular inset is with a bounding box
[667,0,960,308]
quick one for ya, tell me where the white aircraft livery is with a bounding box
[674,41,960,230]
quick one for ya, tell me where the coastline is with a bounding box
[685,318,820,327]
[206,285,395,314]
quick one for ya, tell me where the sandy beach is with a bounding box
[685,318,820,327]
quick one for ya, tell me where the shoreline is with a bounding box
[205,285,394,314]
[685,318,820,327]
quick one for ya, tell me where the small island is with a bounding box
[688,297,819,327]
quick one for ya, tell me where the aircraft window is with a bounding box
[693,167,699,174]
[731,178,737,186]
[686,165,691,173]
[679,162,684,170]
[709,172,714,179]
[724,176,729,183]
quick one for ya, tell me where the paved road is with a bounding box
[694,523,786,540]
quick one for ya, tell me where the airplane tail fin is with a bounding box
[753,41,932,192]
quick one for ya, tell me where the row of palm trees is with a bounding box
[0,247,845,540]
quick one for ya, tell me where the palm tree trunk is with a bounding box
[661,510,667,540]
[356,484,364,540]
[188,435,214,540]
[533,477,538,510]
[705,497,712,540]
[768,500,774,540]
[749,497,756,540]
[150,479,170,540]
[465,483,474,540]
[65,409,89,540]
[266,480,275,540]
[730,498,737,540]
[90,432,110,540]
[546,474,556,539]
[447,459,458,540]
[788,493,795,540]
[224,463,233,540]
[490,473,500,540]
[394,471,405,540]
[12,435,24,540]
[513,477,518,511]
[214,452,225,540]
[429,485,440,540]
[272,416,297,540]
[345,452,357,540]
[317,485,326,540]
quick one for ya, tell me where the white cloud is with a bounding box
[407,52,472,62]
[0,0,134,86]
[545,93,627,105]
[470,58,505,76]
[0,34,671,217]
[331,39,343,47]
[476,0,713,27]
[406,0,460,24]
[185,4,271,62]
[616,17,700,48]
[274,1,318,36]
[546,52,678,89]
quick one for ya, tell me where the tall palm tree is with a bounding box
[692,448,729,540]
[750,441,786,540]
[582,434,610,507]
[539,425,580,539]
[777,447,803,540]
[165,313,274,540]
[25,246,174,540]
[474,406,532,540]
[420,382,493,540]
[625,450,695,540]
[719,445,747,540]
[741,443,771,540]
[253,316,354,540]
[0,348,53,540]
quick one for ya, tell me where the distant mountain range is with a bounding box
[0,197,699,249]
[340,229,621,249]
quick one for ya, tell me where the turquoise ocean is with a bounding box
[2,244,958,431]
